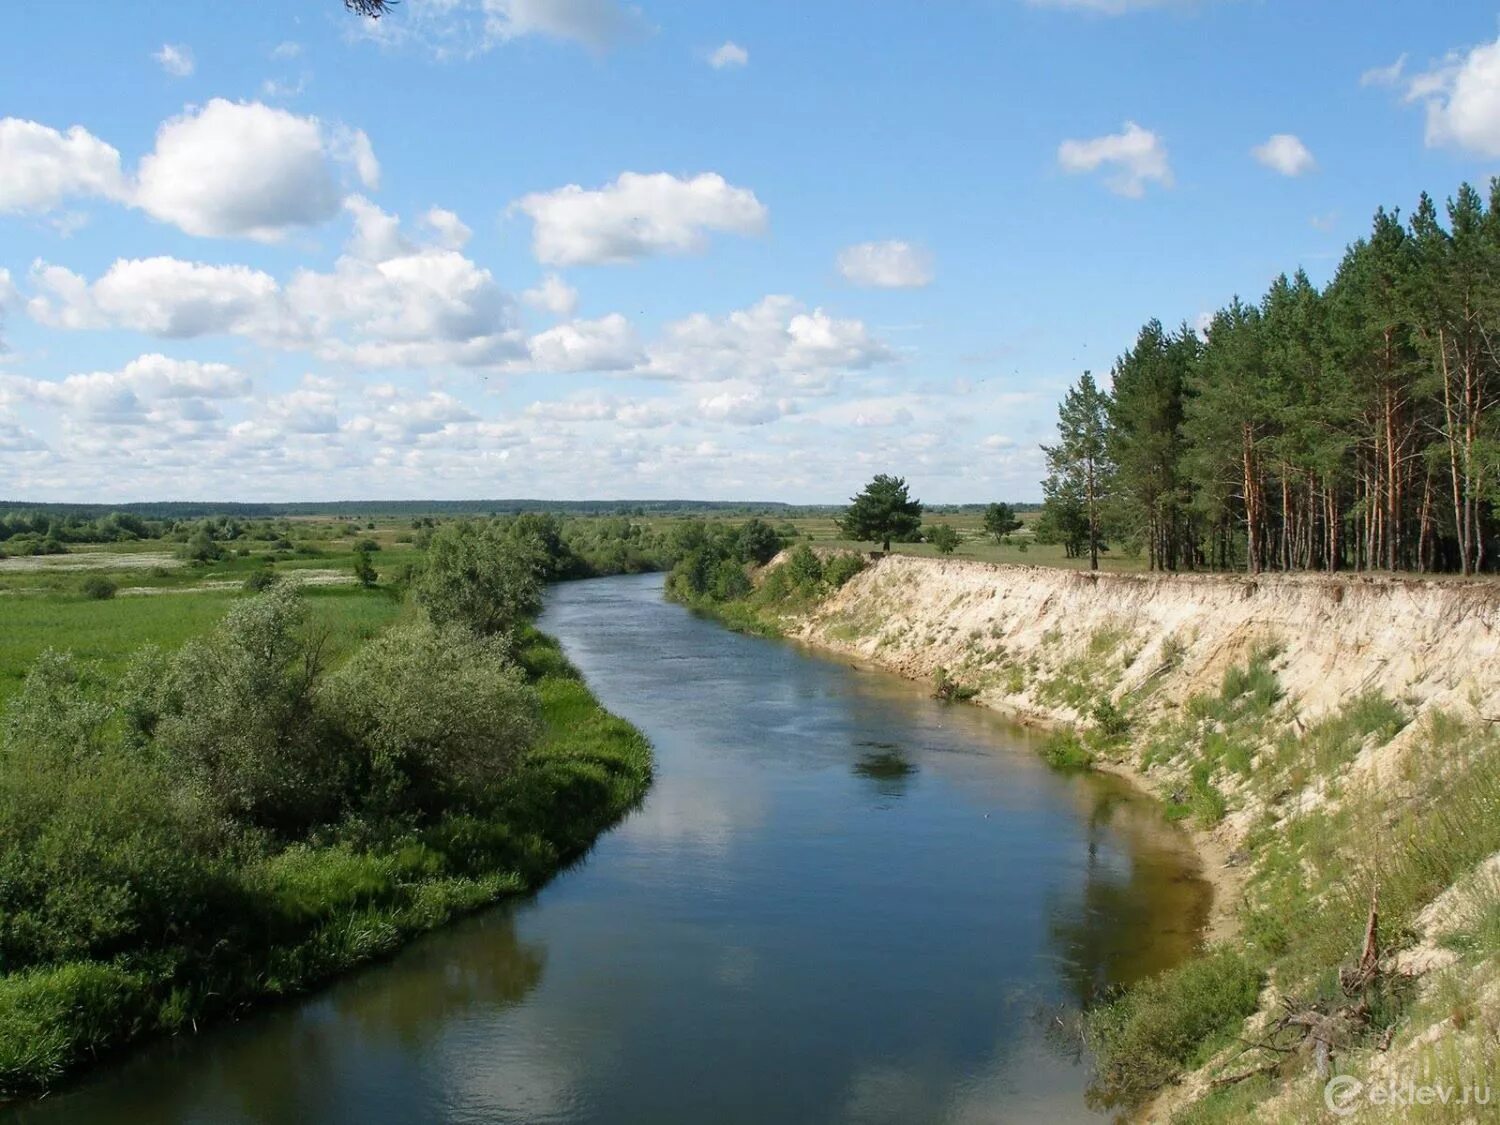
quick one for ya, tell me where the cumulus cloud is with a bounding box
[1400,36,1500,157]
[12,354,250,422]
[0,267,16,350]
[289,198,523,368]
[837,240,934,288]
[0,118,128,214]
[522,274,579,318]
[526,393,674,429]
[640,295,891,384]
[28,256,295,340]
[1252,133,1316,176]
[28,200,519,370]
[135,99,377,240]
[513,171,767,266]
[697,389,793,425]
[345,387,476,442]
[361,0,648,58]
[526,314,641,372]
[708,42,749,69]
[485,0,649,50]
[1058,121,1172,197]
[421,206,472,250]
[153,43,195,77]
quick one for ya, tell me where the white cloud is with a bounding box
[1361,54,1407,88]
[28,256,295,340]
[485,0,648,50]
[367,0,648,56]
[421,206,472,250]
[135,99,376,240]
[526,392,674,429]
[526,314,641,372]
[1251,133,1316,177]
[346,388,476,442]
[14,354,250,421]
[1405,36,1500,157]
[0,118,128,214]
[708,42,749,69]
[0,268,18,351]
[640,295,891,384]
[153,43,195,77]
[271,41,303,60]
[1058,121,1172,197]
[837,241,934,288]
[522,274,579,318]
[513,171,767,266]
[288,199,523,368]
[697,389,792,426]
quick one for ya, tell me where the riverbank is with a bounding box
[719,552,1500,1121]
[0,625,651,1100]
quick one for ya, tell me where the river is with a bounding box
[9,572,1209,1124]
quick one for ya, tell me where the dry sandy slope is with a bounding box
[794,555,1500,732]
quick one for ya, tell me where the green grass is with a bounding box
[0,585,404,706]
[1086,950,1264,1110]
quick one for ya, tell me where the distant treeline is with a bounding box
[1040,179,1500,575]
[0,499,1041,524]
[0,499,799,520]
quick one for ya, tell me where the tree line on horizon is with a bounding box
[1040,178,1500,576]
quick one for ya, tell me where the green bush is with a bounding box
[415,521,544,638]
[79,575,117,600]
[1040,729,1094,770]
[323,620,540,816]
[1086,950,1263,1108]
[149,585,346,834]
[823,552,867,589]
[243,566,279,592]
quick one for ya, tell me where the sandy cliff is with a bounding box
[795,555,1500,736]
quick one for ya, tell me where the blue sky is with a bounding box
[2,0,1498,503]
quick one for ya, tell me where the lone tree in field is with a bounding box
[841,474,923,553]
[982,502,1023,542]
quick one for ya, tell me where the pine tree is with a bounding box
[1043,372,1116,570]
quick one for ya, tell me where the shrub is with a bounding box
[323,620,540,816]
[1040,729,1094,770]
[784,544,824,590]
[925,523,961,554]
[1086,951,1263,1108]
[933,667,979,702]
[415,521,545,639]
[150,585,346,834]
[1090,698,1131,739]
[243,566,279,593]
[823,552,867,590]
[79,575,117,600]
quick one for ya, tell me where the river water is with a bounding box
[10,572,1208,1124]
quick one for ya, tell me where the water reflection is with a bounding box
[1048,780,1209,1011]
[852,742,918,804]
[7,573,1210,1125]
